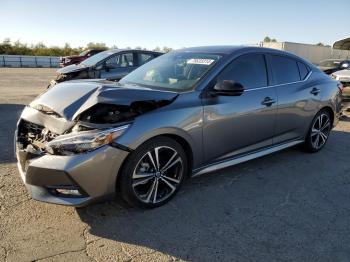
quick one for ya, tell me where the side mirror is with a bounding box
[211,80,244,96]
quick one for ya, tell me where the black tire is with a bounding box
[119,137,187,208]
[302,109,332,153]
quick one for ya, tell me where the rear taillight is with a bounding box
[338,82,344,93]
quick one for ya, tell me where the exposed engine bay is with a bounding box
[78,100,172,124]
[17,81,178,155]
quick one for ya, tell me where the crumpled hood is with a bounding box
[30,80,179,121]
[57,64,88,74]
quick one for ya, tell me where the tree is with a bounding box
[0,38,13,54]
[263,36,271,42]
[0,38,174,56]
[86,42,108,50]
[263,36,277,43]
[162,46,173,53]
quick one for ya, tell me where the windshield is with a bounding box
[79,50,90,56]
[119,51,222,90]
[81,50,115,66]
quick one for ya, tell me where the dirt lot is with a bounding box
[1,68,350,262]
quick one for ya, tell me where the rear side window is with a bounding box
[139,53,154,65]
[297,62,310,80]
[217,54,267,89]
[269,55,300,85]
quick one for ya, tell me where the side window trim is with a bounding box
[297,61,311,80]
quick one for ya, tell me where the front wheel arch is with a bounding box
[117,136,188,208]
[115,134,193,194]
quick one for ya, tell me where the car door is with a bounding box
[266,54,317,144]
[202,53,277,163]
[100,52,138,81]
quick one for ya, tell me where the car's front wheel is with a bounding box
[303,109,332,152]
[119,137,187,208]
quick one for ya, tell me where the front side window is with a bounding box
[105,54,121,68]
[269,55,300,85]
[120,53,134,67]
[217,54,267,89]
[105,52,134,68]
[119,52,222,91]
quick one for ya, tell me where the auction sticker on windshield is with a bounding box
[187,59,215,65]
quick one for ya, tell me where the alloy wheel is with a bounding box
[132,146,183,204]
[310,113,331,150]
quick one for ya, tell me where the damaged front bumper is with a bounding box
[16,144,128,207]
[15,107,130,207]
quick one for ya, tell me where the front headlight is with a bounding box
[45,125,129,155]
[65,58,71,63]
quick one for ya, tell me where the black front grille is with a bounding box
[17,120,57,151]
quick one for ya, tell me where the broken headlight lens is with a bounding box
[45,125,130,155]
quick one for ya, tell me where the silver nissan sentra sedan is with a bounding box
[15,46,342,208]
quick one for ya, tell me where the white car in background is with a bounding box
[332,70,350,111]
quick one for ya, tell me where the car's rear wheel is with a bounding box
[119,137,187,208]
[303,109,332,152]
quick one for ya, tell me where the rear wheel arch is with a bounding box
[320,106,334,127]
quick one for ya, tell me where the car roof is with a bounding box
[178,45,298,56]
[101,49,163,55]
[178,46,315,68]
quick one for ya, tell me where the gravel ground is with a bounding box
[1,68,350,262]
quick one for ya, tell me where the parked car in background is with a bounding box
[318,59,350,75]
[51,49,162,87]
[332,69,350,110]
[59,49,107,67]
[16,46,341,208]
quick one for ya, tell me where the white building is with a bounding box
[261,40,350,64]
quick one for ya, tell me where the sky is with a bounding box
[0,0,349,49]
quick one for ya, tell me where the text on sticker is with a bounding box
[187,59,214,65]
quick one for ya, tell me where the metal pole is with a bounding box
[19,56,22,67]
[2,56,5,67]
[49,57,52,68]
[35,57,38,67]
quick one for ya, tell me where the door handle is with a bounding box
[310,87,320,95]
[261,97,276,107]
